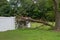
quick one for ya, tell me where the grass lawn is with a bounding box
[0,29,60,40]
[31,22,55,30]
[0,22,57,40]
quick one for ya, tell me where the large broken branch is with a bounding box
[16,16,53,27]
[29,18,53,27]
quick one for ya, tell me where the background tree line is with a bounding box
[0,0,56,22]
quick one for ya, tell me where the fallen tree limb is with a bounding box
[29,18,53,27]
[16,16,53,27]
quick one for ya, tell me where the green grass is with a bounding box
[31,22,55,30]
[0,29,60,40]
[0,22,56,40]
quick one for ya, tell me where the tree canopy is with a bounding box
[0,0,59,21]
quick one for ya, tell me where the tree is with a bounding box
[0,0,10,16]
[53,0,60,31]
[0,0,58,28]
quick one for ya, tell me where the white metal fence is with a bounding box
[0,17,15,32]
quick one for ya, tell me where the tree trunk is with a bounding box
[55,13,60,31]
[53,0,60,31]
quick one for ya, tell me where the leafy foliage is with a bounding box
[0,0,56,21]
